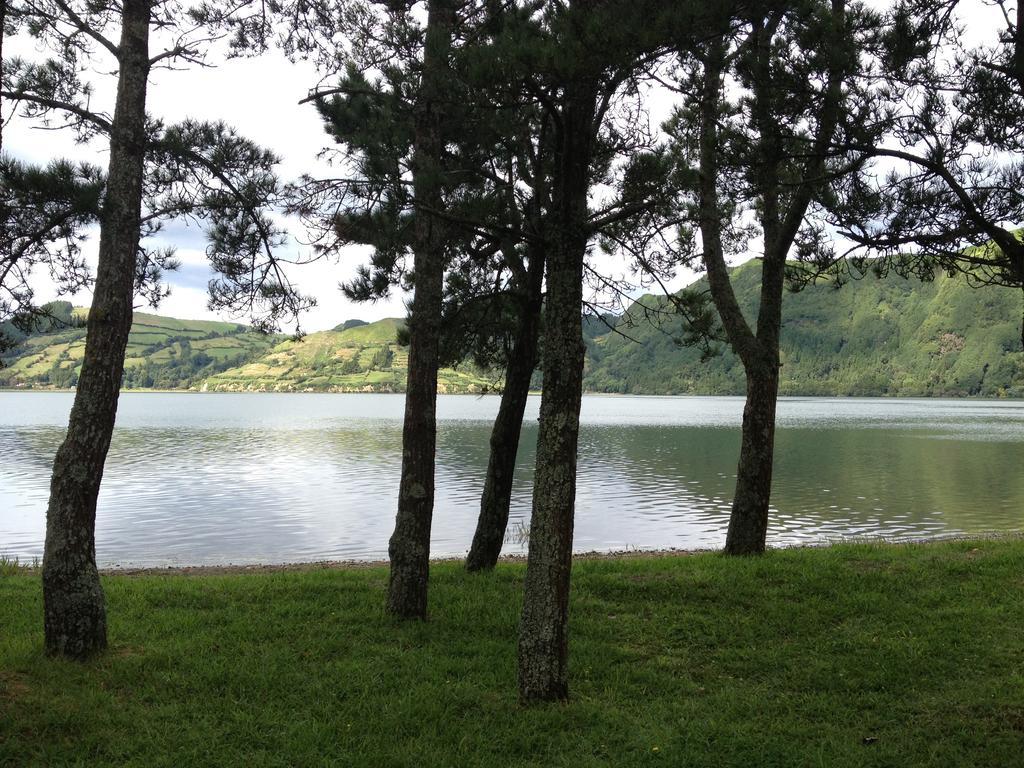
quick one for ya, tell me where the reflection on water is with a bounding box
[1,393,1022,566]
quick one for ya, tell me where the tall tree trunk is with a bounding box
[466,252,544,572]
[723,356,780,555]
[386,0,453,620]
[517,83,596,704]
[42,0,150,659]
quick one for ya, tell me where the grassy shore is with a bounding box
[2,539,1022,767]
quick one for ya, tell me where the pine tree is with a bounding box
[282,3,692,602]
[664,0,870,556]
[826,0,1024,349]
[2,0,304,658]
[293,1,551,586]
[459,3,684,572]
[513,0,729,702]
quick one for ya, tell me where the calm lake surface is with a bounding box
[1,392,1022,567]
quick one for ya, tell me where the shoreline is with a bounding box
[2,387,1023,401]
[8,532,1021,577]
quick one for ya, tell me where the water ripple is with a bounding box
[1,392,1022,566]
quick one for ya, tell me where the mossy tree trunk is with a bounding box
[466,249,545,572]
[517,82,596,704]
[386,0,454,620]
[722,290,782,557]
[42,0,151,659]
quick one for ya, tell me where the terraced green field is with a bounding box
[1,311,494,393]
[205,319,495,393]
[0,310,279,390]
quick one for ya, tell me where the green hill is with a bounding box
[3,266,1021,396]
[0,303,280,390]
[333,319,370,332]
[0,310,492,393]
[584,262,1024,397]
[203,318,495,393]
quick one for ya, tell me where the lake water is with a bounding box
[1,392,1022,567]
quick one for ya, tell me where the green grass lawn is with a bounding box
[2,539,1022,767]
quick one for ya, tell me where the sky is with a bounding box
[3,9,698,334]
[1,1,1000,334]
[4,37,391,333]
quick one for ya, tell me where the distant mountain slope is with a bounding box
[333,319,369,332]
[584,262,1024,397]
[204,318,494,393]
[0,303,279,389]
[3,266,1021,396]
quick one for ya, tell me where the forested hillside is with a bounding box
[3,267,1021,396]
[585,262,1024,397]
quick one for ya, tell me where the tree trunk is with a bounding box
[466,254,544,571]
[517,84,596,704]
[385,0,453,620]
[723,358,780,555]
[42,1,150,660]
